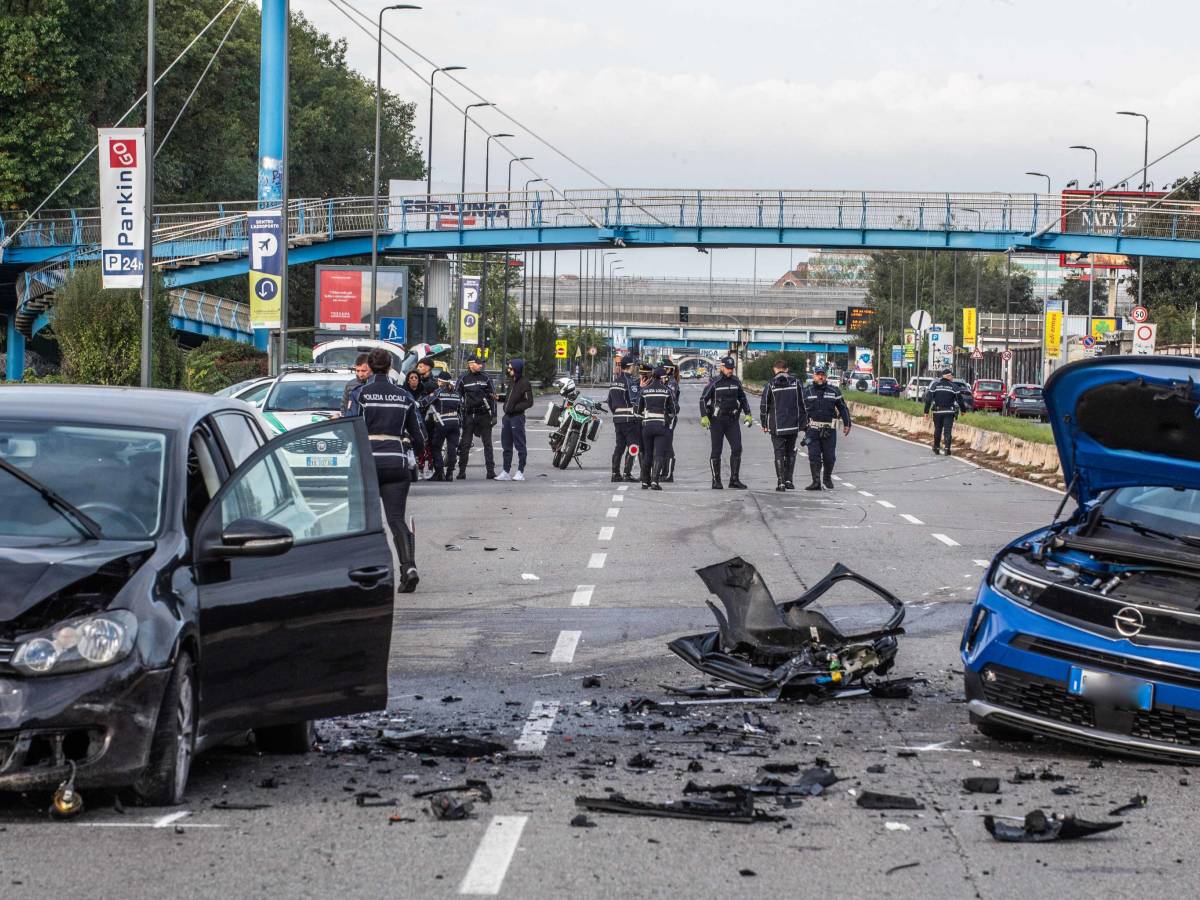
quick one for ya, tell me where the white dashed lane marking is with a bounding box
[617,485,629,492]
[598,526,614,541]
[588,553,607,569]
[841,482,857,489]
[857,490,874,497]
[513,700,560,753]
[900,514,924,525]
[550,630,581,663]
[876,500,896,509]
[571,585,594,606]
[611,495,624,503]
[458,815,528,895]
[606,507,620,518]
[933,533,961,547]
[974,559,990,568]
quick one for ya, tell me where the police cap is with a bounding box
[813,365,828,375]
[652,365,666,378]
[719,356,736,369]
[620,354,636,368]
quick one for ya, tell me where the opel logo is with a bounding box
[1114,606,1145,638]
[316,440,327,452]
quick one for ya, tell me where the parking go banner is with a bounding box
[247,209,283,329]
[98,128,146,289]
[460,275,481,345]
[961,307,977,348]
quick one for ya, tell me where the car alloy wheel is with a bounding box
[173,667,195,802]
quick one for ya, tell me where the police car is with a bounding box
[258,367,357,487]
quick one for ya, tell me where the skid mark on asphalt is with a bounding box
[458,815,528,895]
[571,584,594,606]
[550,630,581,663]
[513,700,560,752]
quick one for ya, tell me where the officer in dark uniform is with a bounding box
[429,371,463,481]
[760,358,807,491]
[802,366,851,490]
[923,367,968,455]
[340,353,370,415]
[454,356,497,479]
[606,354,642,483]
[351,348,427,592]
[699,356,752,489]
[636,365,677,491]
[661,358,681,482]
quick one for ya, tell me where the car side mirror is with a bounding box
[203,518,294,559]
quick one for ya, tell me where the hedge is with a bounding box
[184,337,269,393]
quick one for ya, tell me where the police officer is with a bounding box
[802,366,851,490]
[351,348,426,592]
[661,358,681,482]
[341,353,370,415]
[606,354,642,483]
[760,358,807,491]
[699,356,752,489]
[429,371,463,481]
[924,368,968,455]
[637,365,677,491]
[455,356,497,479]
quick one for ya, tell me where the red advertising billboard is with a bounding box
[318,268,364,331]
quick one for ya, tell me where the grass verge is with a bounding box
[847,391,1055,445]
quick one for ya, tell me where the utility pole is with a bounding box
[140,0,155,387]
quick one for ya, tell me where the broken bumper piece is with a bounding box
[667,558,905,697]
[575,792,784,824]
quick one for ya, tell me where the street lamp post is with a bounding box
[460,102,493,197]
[521,178,546,354]
[425,64,464,229]
[1025,172,1052,379]
[606,258,622,376]
[1070,145,1100,343]
[1117,111,1150,311]
[499,157,532,371]
[779,315,806,351]
[141,0,156,386]
[476,132,512,363]
[372,4,420,340]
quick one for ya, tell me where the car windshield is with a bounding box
[977,381,1002,391]
[879,378,896,386]
[1102,486,1200,535]
[265,378,346,412]
[1014,387,1042,398]
[0,423,168,539]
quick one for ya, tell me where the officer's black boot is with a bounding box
[485,466,496,480]
[650,459,664,491]
[804,462,822,491]
[774,457,787,492]
[432,466,445,482]
[611,465,623,483]
[397,522,419,594]
[784,453,796,490]
[822,463,835,490]
[640,456,652,490]
[728,454,747,489]
[663,456,675,483]
[710,458,723,490]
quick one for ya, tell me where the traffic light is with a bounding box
[835,309,847,328]
[679,305,690,324]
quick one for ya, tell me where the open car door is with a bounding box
[191,417,394,742]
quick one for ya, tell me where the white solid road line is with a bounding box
[606,507,620,518]
[458,815,529,896]
[155,811,191,828]
[598,526,615,541]
[571,585,595,606]
[857,490,874,497]
[513,700,560,753]
[588,552,607,568]
[933,533,961,547]
[900,514,924,525]
[550,630,581,663]
[876,500,896,509]
[974,559,990,567]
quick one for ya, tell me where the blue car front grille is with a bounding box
[980,665,1095,728]
[1131,707,1200,747]
[1010,634,1200,691]
[1032,586,1200,648]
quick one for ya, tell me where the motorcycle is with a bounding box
[545,377,606,469]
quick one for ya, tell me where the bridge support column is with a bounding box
[256,0,287,352]
[5,314,25,382]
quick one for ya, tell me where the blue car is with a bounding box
[962,355,1200,761]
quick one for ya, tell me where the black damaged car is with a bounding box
[0,387,396,804]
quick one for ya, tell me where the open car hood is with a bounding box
[0,537,153,623]
[401,342,452,374]
[1044,355,1200,505]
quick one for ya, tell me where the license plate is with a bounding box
[304,456,341,467]
[1068,666,1153,711]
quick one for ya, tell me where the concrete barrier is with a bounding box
[848,402,1062,475]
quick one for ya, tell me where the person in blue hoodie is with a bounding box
[497,358,534,480]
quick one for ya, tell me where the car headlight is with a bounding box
[10,611,138,676]
[990,562,1048,606]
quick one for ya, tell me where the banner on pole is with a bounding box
[903,328,915,363]
[459,276,481,345]
[891,344,902,367]
[962,307,977,348]
[248,209,283,329]
[1044,307,1063,360]
[98,128,146,289]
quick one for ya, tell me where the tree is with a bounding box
[1128,174,1200,344]
[1053,273,1092,315]
[527,316,557,384]
[184,337,267,393]
[50,267,182,387]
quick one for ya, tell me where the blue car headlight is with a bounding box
[991,561,1049,607]
[10,610,138,676]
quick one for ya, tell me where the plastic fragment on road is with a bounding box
[575,792,785,824]
[983,809,1123,842]
[962,777,1001,794]
[884,822,911,832]
[412,779,493,803]
[570,814,597,828]
[856,791,925,810]
[378,730,506,758]
[1108,794,1148,816]
[429,794,474,820]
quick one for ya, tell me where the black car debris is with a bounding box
[668,558,905,696]
[0,387,396,805]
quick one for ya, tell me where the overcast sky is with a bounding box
[294,0,1200,277]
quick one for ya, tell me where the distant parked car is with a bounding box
[876,377,900,397]
[971,379,1006,413]
[904,377,934,401]
[216,376,274,408]
[852,375,875,392]
[952,379,976,412]
[1003,384,1047,419]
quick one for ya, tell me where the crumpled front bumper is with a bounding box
[0,656,170,791]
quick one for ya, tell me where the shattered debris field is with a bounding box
[2,390,1192,898]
